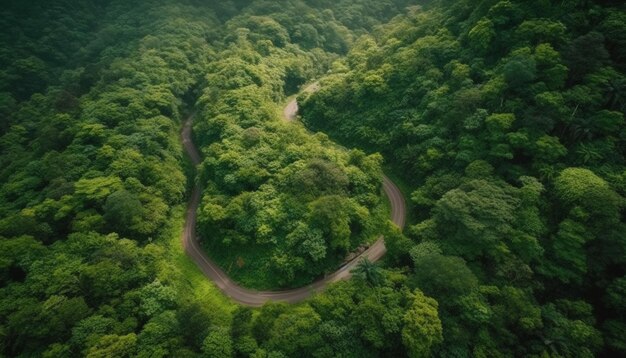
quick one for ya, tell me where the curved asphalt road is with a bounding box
[181,85,406,306]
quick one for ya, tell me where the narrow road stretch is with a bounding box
[181,86,406,306]
[283,82,320,121]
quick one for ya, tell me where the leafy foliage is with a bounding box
[193,2,396,288]
[301,0,626,356]
[1,0,624,357]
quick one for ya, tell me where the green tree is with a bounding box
[177,302,214,351]
[252,302,289,342]
[86,334,137,358]
[468,18,495,52]
[308,195,353,252]
[433,180,518,260]
[267,306,322,356]
[136,311,181,356]
[402,290,443,358]
[138,280,177,318]
[410,242,479,298]
[351,258,384,287]
[202,327,233,358]
[554,167,620,213]
[540,301,602,357]
[103,190,142,236]
[70,315,120,353]
[501,47,537,88]
[540,218,591,284]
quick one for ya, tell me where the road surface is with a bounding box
[283,82,320,121]
[181,85,406,306]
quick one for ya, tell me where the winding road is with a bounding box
[181,85,406,306]
[283,82,320,121]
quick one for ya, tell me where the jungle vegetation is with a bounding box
[0,0,624,357]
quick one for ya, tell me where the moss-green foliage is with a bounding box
[301,0,626,356]
[0,1,233,356]
[191,0,412,289]
[197,124,386,288]
[2,0,624,357]
[229,276,440,358]
[0,0,428,356]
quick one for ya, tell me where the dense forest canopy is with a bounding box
[300,0,626,355]
[0,0,624,357]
